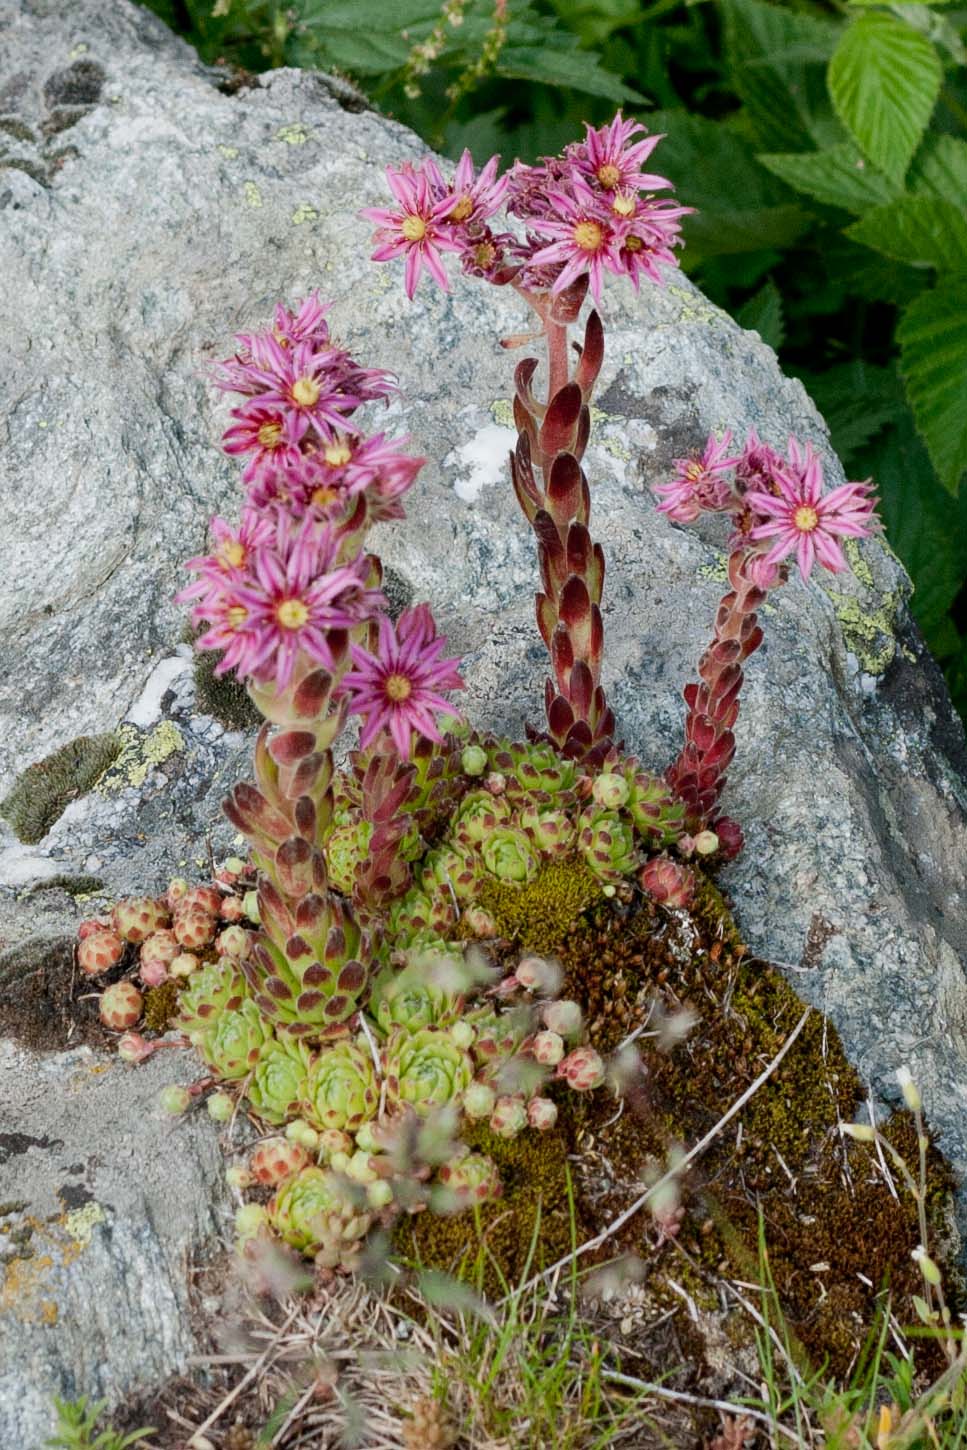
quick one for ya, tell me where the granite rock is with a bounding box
[1,0,966,1440]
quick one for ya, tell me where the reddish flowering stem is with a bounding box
[665,549,766,831]
[505,285,614,765]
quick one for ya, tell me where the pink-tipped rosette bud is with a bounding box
[117,1031,157,1064]
[113,895,171,944]
[78,929,124,978]
[531,1030,565,1066]
[170,952,199,979]
[99,980,144,1029]
[557,1046,606,1092]
[489,1095,527,1139]
[541,999,583,1039]
[139,957,170,988]
[173,905,217,950]
[463,906,498,939]
[217,925,250,960]
[249,1137,310,1186]
[318,1128,352,1158]
[693,830,719,856]
[711,816,743,860]
[78,916,112,941]
[639,855,696,909]
[166,878,190,909]
[226,1164,252,1190]
[219,896,245,922]
[461,744,488,777]
[182,885,223,916]
[515,955,559,993]
[591,773,630,810]
[527,1097,558,1131]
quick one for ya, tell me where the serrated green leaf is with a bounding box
[828,13,942,180]
[822,232,926,306]
[299,0,438,73]
[796,362,902,461]
[897,281,967,492]
[846,196,967,271]
[864,408,967,629]
[736,279,785,349]
[724,0,842,152]
[758,144,900,214]
[912,134,967,205]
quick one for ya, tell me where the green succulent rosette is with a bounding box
[324,816,374,897]
[175,959,248,1040]
[486,739,580,804]
[383,1026,474,1118]
[387,887,457,946]
[577,809,638,882]
[420,842,480,902]
[451,789,512,846]
[243,890,374,1040]
[518,803,576,859]
[481,826,540,884]
[370,955,463,1036]
[268,1166,372,1266]
[622,764,687,847]
[304,1038,378,1132]
[247,1035,313,1123]
[198,999,272,1080]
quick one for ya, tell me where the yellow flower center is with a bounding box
[276,598,310,630]
[611,193,635,217]
[257,420,284,448]
[385,672,413,702]
[793,505,819,533]
[573,220,604,253]
[449,194,474,222]
[686,462,704,482]
[291,376,321,407]
[310,485,340,508]
[401,214,427,242]
[473,241,496,269]
[323,439,353,467]
[596,163,621,189]
[227,605,248,628]
[219,540,246,569]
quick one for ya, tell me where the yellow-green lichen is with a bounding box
[62,1203,105,1248]
[828,587,900,676]
[276,122,311,144]
[242,180,262,208]
[97,721,184,793]
[667,284,722,327]
[217,144,239,159]
[292,202,319,225]
[0,733,121,843]
[490,398,514,429]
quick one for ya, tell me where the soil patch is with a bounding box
[0,935,116,1053]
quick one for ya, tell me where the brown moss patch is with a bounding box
[552,881,957,1379]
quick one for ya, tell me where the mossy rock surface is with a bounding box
[412,878,959,1382]
[0,733,120,844]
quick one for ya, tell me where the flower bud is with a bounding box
[516,955,559,993]
[159,1084,191,1117]
[207,1092,234,1122]
[346,1149,377,1185]
[225,1164,251,1191]
[139,958,169,988]
[557,1046,606,1092]
[463,906,497,938]
[490,1095,527,1139]
[330,1151,351,1174]
[486,771,506,796]
[318,1128,353,1158]
[242,890,260,924]
[693,830,719,856]
[219,896,245,922]
[896,1066,921,1113]
[169,952,199,979]
[527,1097,558,1131]
[352,1123,379,1154]
[463,1082,497,1120]
[366,1180,394,1210]
[166,878,189,908]
[591,773,629,810]
[531,1030,564,1066]
[286,1119,321,1152]
[461,744,487,777]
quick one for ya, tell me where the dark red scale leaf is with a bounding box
[269,730,317,765]
[539,383,583,458]
[574,310,604,397]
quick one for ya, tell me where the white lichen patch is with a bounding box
[445,422,517,503]
[125,655,190,730]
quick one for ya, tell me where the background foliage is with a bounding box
[141,0,967,718]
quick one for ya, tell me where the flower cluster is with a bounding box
[177,294,462,748]
[655,430,879,581]
[364,112,692,302]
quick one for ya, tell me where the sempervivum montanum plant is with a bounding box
[83,113,878,1277]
